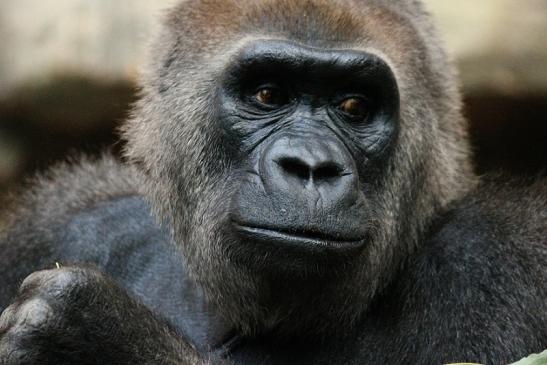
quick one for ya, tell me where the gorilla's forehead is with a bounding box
[166,0,424,56]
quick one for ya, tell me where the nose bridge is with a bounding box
[277,133,338,170]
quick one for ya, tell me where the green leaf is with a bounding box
[510,350,547,365]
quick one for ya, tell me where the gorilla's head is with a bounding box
[124,0,474,337]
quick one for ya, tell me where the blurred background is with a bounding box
[0,0,545,194]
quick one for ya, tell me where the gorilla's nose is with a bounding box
[260,135,358,207]
[275,153,345,184]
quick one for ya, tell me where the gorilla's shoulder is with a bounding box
[418,174,546,277]
[0,156,233,349]
[0,155,167,302]
[430,174,546,252]
[375,178,546,365]
[406,174,546,312]
[2,154,141,226]
[0,154,165,258]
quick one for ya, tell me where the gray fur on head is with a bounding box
[122,0,475,337]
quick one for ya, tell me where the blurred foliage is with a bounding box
[511,350,547,365]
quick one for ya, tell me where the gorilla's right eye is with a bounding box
[339,97,370,120]
[253,86,288,107]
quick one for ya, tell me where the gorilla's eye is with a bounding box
[254,87,287,107]
[339,97,370,119]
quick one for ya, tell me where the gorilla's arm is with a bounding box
[0,158,213,364]
[377,177,547,365]
[0,267,203,365]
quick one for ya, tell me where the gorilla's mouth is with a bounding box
[233,222,366,251]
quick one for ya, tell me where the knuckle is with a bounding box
[0,298,54,335]
[19,271,47,293]
[0,267,107,364]
[12,298,54,330]
[0,345,28,365]
[19,267,100,298]
[0,299,56,364]
[0,305,17,332]
[0,328,41,365]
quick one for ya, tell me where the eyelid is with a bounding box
[337,93,368,102]
[330,91,367,107]
[337,95,364,108]
[254,83,281,93]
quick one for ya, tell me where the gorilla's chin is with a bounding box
[179,206,373,337]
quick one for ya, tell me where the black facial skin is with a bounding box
[219,40,399,262]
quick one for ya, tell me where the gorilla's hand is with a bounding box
[0,267,203,365]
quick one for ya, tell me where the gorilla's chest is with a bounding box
[61,196,518,365]
[64,197,391,363]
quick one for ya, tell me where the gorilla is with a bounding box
[0,0,545,364]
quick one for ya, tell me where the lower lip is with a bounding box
[233,224,366,253]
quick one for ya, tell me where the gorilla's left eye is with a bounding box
[253,87,287,107]
[339,97,370,120]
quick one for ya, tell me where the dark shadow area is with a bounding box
[0,76,137,189]
[465,93,547,175]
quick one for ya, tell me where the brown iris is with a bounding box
[340,97,369,118]
[255,87,285,106]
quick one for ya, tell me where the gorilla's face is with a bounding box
[125,0,472,336]
[219,40,399,270]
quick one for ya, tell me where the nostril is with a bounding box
[277,157,311,180]
[276,157,345,183]
[314,163,343,181]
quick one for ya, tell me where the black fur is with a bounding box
[1,0,546,364]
